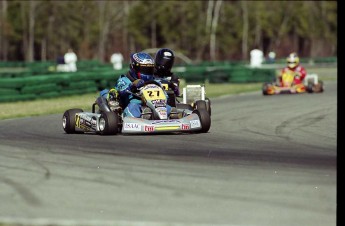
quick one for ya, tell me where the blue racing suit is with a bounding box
[100,71,172,118]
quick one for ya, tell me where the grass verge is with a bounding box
[0,82,262,120]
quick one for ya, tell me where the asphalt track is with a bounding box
[0,81,337,226]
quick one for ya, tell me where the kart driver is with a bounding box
[100,52,172,118]
[278,52,307,86]
[154,48,180,97]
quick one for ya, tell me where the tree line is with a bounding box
[0,0,337,64]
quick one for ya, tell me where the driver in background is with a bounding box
[154,48,180,97]
[100,52,172,118]
[278,52,307,86]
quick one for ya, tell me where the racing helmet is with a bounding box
[286,52,300,69]
[130,52,154,81]
[154,48,175,77]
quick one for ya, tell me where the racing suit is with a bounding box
[154,70,180,96]
[100,71,172,118]
[279,65,307,87]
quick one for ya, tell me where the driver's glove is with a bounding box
[169,82,180,96]
[173,83,180,96]
[294,73,301,80]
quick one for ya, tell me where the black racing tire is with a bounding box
[306,82,314,93]
[205,97,212,116]
[98,111,119,135]
[194,100,207,111]
[62,108,83,134]
[193,109,211,133]
[318,80,324,93]
[262,83,269,95]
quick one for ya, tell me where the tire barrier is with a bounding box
[0,64,275,102]
[0,70,121,103]
[180,66,276,84]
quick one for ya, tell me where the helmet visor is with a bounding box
[157,58,173,71]
[138,64,154,75]
[287,61,297,68]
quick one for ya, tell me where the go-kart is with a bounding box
[62,80,211,135]
[262,71,324,95]
[158,78,211,116]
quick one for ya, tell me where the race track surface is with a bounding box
[0,81,337,226]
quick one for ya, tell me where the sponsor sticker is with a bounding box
[156,107,167,118]
[144,126,155,132]
[181,124,190,130]
[190,120,201,128]
[144,84,159,89]
[152,99,166,107]
[123,123,141,131]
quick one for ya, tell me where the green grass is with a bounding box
[0,82,262,120]
[202,82,262,97]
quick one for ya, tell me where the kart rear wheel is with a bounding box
[307,82,314,93]
[194,100,207,111]
[62,108,83,134]
[98,111,119,135]
[193,109,211,133]
[315,80,324,93]
[205,97,212,116]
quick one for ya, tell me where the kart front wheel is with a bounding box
[193,109,211,133]
[62,108,83,134]
[262,83,269,95]
[98,111,119,135]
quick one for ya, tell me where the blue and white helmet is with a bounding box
[130,52,154,81]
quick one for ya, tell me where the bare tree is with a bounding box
[122,1,130,59]
[210,0,222,61]
[0,0,8,60]
[28,0,37,62]
[149,3,157,48]
[254,3,262,49]
[241,1,248,60]
[194,0,213,62]
[97,1,109,63]
[97,1,126,62]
